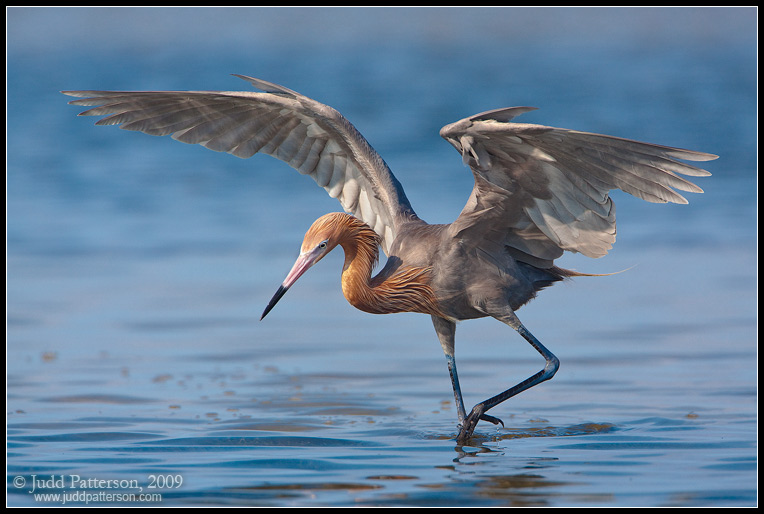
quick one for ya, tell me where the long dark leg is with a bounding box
[432,316,505,432]
[431,316,467,425]
[456,311,559,444]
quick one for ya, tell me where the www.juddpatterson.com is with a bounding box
[13,474,181,504]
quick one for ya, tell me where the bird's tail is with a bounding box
[551,265,635,278]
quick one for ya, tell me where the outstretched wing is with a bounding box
[441,107,717,268]
[63,75,417,254]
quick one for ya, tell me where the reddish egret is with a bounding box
[63,75,716,443]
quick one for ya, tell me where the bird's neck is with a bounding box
[336,220,443,317]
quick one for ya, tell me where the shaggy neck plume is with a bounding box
[322,213,444,317]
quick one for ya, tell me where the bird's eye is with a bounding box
[318,240,328,249]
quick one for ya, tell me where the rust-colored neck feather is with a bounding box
[316,213,443,317]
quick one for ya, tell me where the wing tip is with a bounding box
[470,106,538,123]
[666,149,719,163]
[62,91,92,105]
[232,74,299,97]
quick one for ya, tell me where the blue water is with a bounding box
[7,7,757,507]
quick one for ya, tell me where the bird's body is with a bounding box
[64,75,716,443]
[374,216,567,319]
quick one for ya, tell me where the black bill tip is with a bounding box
[260,284,289,321]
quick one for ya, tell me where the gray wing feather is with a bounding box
[63,75,416,254]
[441,107,716,266]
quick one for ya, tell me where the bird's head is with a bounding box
[260,213,348,320]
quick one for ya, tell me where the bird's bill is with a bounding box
[260,251,317,320]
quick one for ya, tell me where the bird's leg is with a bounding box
[431,316,467,425]
[456,310,559,445]
[432,316,502,432]
[447,354,505,427]
[445,353,467,425]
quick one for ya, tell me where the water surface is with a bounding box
[7,7,757,507]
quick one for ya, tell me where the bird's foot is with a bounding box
[456,404,504,444]
[480,413,504,427]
